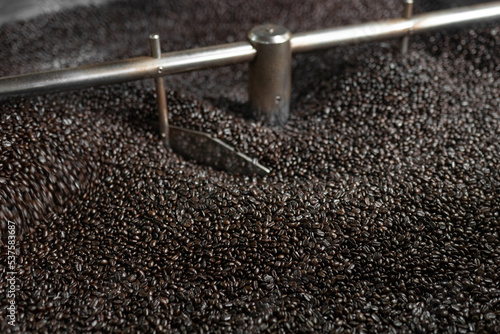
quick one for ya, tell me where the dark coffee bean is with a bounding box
[1,0,500,333]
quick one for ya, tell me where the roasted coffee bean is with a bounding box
[1,0,500,333]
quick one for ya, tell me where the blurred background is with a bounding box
[0,0,116,25]
[0,0,497,25]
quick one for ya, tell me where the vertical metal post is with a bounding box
[401,0,414,54]
[248,24,292,127]
[149,34,170,148]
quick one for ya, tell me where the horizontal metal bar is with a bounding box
[1,1,500,98]
[0,42,256,97]
[291,1,500,52]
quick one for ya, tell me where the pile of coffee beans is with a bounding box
[1,0,499,332]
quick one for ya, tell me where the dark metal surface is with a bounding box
[169,126,270,176]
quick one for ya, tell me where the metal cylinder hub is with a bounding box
[248,24,292,127]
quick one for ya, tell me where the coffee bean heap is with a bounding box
[1,0,499,333]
